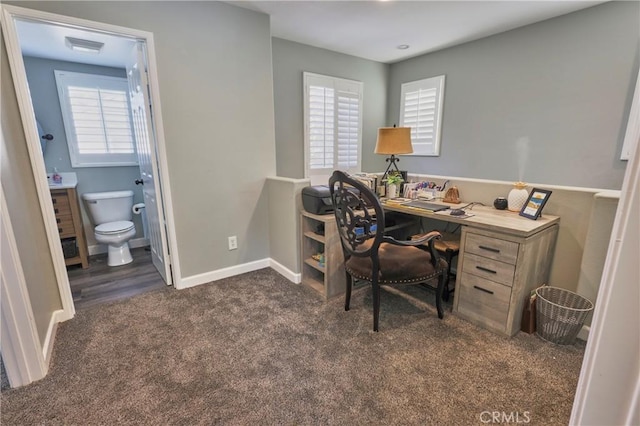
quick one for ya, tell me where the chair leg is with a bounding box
[443,251,454,302]
[435,272,446,319]
[345,273,353,311]
[372,278,380,332]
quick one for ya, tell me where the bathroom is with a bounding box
[15,18,169,305]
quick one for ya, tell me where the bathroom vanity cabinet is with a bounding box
[50,188,89,268]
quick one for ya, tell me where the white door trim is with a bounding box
[0,185,48,387]
[1,4,75,322]
[0,6,181,293]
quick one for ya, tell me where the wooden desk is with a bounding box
[383,200,559,337]
[382,200,559,238]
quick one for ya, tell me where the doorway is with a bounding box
[2,5,178,315]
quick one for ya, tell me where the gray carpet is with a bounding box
[1,357,9,391]
[1,268,585,425]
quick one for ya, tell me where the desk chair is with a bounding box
[412,231,460,302]
[329,170,448,332]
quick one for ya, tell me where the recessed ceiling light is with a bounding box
[65,37,104,54]
[397,44,410,50]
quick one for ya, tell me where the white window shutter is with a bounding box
[308,85,335,170]
[336,92,359,168]
[55,70,138,167]
[303,72,363,179]
[400,75,445,156]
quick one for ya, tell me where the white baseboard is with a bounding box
[269,259,301,284]
[577,324,590,341]
[42,309,64,367]
[178,258,271,289]
[176,258,301,290]
[87,237,149,256]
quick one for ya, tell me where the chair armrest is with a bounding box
[383,230,442,247]
[383,231,442,267]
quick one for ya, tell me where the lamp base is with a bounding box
[381,155,401,183]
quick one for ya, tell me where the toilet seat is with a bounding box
[95,220,135,235]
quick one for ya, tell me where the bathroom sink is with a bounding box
[47,172,78,189]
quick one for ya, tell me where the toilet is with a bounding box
[82,190,136,266]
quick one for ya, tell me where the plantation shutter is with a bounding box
[55,70,138,167]
[308,85,335,170]
[399,75,445,156]
[336,91,360,168]
[68,86,134,154]
[304,72,362,181]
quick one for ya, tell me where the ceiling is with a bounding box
[233,0,605,63]
[16,18,136,68]
[14,1,605,68]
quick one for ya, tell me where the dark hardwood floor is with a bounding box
[66,247,169,310]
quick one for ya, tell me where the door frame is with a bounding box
[0,182,48,387]
[1,5,182,316]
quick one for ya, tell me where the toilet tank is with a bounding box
[82,190,134,225]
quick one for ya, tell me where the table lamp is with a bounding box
[374,126,413,183]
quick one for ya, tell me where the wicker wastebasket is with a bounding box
[535,286,593,345]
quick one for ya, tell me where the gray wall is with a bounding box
[1,37,62,346]
[272,38,389,178]
[23,56,144,243]
[10,1,277,279]
[387,1,639,190]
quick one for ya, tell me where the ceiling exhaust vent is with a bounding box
[65,37,104,54]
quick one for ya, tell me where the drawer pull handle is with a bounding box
[52,199,57,204]
[479,245,500,253]
[54,208,59,214]
[56,218,61,223]
[58,228,63,233]
[476,266,497,274]
[473,285,494,295]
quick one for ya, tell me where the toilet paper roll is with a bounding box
[132,203,146,214]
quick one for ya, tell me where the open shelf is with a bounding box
[300,211,345,300]
[303,230,325,244]
[304,257,325,272]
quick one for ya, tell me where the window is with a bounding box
[54,70,137,167]
[399,75,445,156]
[303,72,363,181]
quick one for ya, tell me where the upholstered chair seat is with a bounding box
[346,240,447,284]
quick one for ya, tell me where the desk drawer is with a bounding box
[457,272,511,332]
[465,232,519,265]
[462,252,516,287]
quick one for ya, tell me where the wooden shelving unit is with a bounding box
[300,211,345,299]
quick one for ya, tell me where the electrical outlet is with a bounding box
[228,236,238,250]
